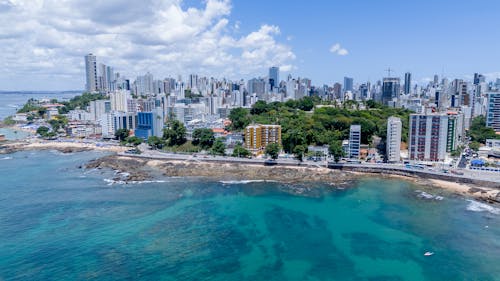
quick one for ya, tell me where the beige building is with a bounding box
[245,124,281,151]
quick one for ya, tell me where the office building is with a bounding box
[404,72,411,95]
[343,77,353,93]
[348,125,361,159]
[408,114,448,161]
[269,67,279,91]
[381,78,400,105]
[245,124,282,151]
[486,92,500,132]
[386,117,402,163]
[134,110,163,140]
[110,90,131,112]
[84,54,98,92]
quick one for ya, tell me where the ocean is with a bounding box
[0,150,499,280]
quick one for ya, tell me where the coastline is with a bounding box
[2,139,500,204]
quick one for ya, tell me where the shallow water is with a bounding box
[0,151,499,280]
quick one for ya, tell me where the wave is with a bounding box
[0,156,13,160]
[466,200,500,215]
[220,180,276,185]
[104,178,167,186]
[415,190,444,201]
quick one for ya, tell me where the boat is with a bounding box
[424,251,434,256]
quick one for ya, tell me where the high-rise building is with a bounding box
[381,78,400,105]
[110,90,131,112]
[269,67,279,91]
[433,75,439,85]
[386,117,402,163]
[84,54,98,92]
[245,124,282,151]
[343,77,353,93]
[248,78,266,100]
[404,72,411,95]
[486,92,500,132]
[348,125,361,159]
[408,114,448,161]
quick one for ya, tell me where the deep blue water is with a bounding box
[0,150,499,280]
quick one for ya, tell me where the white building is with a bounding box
[110,90,131,112]
[386,116,402,163]
[349,125,361,159]
[408,114,448,162]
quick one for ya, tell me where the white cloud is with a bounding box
[329,43,348,56]
[0,0,296,90]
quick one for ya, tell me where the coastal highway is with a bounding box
[119,145,500,186]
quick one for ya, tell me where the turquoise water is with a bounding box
[0,151,499,280]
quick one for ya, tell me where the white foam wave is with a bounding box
[220,180,276,185]
[416,191,444,201]
[103,178,167,186]
[1,156,13,160]
[466,200,500,215]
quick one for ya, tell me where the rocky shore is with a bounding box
[86,155,359,187]
[86,154,500,204]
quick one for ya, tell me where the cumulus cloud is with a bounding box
[0,0,295,90]
[329,43,348,56]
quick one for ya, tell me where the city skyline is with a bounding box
[1,0,500,91]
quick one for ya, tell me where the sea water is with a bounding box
[0,150,499,281]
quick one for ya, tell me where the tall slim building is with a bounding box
[408,114,448,161]
[386,117,402,163]
[349,125,361,159]
[84,54,98,92]
[404,72,411,95]
[343,77,353,93]
[269,67,279,91]
[381,78,400,105]
[486,92,500,132]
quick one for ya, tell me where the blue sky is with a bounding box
[0,0,499,90]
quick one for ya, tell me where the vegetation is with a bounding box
[265,143,280,160]
[125,136,143,146]
[232,143,251,158]
[468,116,499,143]
[210,138,226,156]
[36,126,50,136]
[2,116,16,126]
[58,93,108,114]
[17,98,43,113]
[469,141,481,151]
[115,128,130,141]
[147,136,164,149]
[328,140,345,162]
[192,128,215,149]
[229,99,411,155]
[162,141,201,153]
[227,107,251,131]
[163,120,187,146]
[48,115,68,132]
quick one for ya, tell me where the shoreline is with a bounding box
[2,139,500,204]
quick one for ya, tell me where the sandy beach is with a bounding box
[0,139,127,154]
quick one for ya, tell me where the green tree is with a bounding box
[228,107,250,131]
[163,120,187,146]
[126,136,143,146]
[115,128,130,141]
[232,143,251,158]
[328,140,345,163]
[468,116,499,143]
[147,136,164,149]
[251,101,269,115]
[211,138,226,155]
[192,128,215,149]
[469,141,481,151]
[293,144,307,162]
[265,143,280,160]
[36,126,50,137]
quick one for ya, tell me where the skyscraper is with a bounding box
[408,114,448,161]
[348,125,361,159]
[486,92,500,132]
[269,66,279,91]
[381,77,400,105]
[386,117,402,163]
[404,72,411,95]
[343,77,353,93]
[84,54,98,92]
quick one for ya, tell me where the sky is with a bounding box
[1,0,500,91]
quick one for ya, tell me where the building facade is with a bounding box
[84,54,98,92]
[245,124,282,151]
[348,125,361,159]
[408,114,448,161]
[487,92,500,132]
[386,117,402,163]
